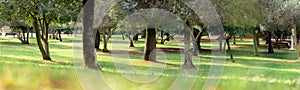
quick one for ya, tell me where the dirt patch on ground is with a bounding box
[111,48,213,54]
[157,48,183,53]
[0,42,22,45]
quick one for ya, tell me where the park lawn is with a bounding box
[0,35,300,90]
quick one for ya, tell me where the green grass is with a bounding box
[0,36,300,90]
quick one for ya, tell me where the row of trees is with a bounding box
[0,0,81,61]
[210,0,300,61]
[1,0,299,70]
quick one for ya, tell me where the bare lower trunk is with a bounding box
[226,38,235,63]
[32,17,51,61]
[256,31,260,46]
[267,31,274,53]
[101,29,109,52]
[26,28,29,44]
[192,30,201,56]
[233,34,236,45]
[183,28,195,69]
[133,33,139,41]
[58,30,62,42]
[122,33,125,40]
[95,30,101,50]
[143,28,156,61]
[83,0,100,69]
[253,30,259,56]
[129,40,135,47]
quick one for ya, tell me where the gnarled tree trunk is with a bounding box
[183,28,195,69]
[143,28,156,61]
[82,0,100,69]
[32,17,51,61]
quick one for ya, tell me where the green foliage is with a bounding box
[222,0,264,27]
[0,0,81,25]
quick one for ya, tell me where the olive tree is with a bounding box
[0,0,81,60]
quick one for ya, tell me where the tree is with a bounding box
[10,21,30,44]
[213,0,265,57]
[95,29,101,50]
[101,0,205,68]
[0,0,81,60]
[285,0,300,60]
[143,28,156,61]
[82,0,100,69]
[257,0,294,53]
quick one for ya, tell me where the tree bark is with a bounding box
[83,0,100,69]
[95,30,101,50]
[58,30,62,42]
[129,40,135,47]
[226,37,235,63]
[256,30,260,46]
[183,28,195,69]
[26,27,29,44]
[233,33,236,45]
[143,28,156,61]
[253,30,259,56]
[133,33,139,41]
[122,33,125,40]
[192,29,202,56]
[101,28,109,52]
[267,31,274,53]
[32,17,51,61]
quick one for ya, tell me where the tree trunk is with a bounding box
[253,30,259,56]
[192,29,202,56]
[122,33,125,40]
[226,37,235,63]
[26,27,29,44]
[267,31,274,53]
[143,28,156,61]
[95,30,101,50]
[183,28,195,69]
[256,30,260,46]
[101,29,109,52]
[133,33,139,41]
[32,17,51,61]
[58,30,62,42]
[82,0,100,69]
[129,40,135,47]
[22,30,26,42]
[43,20,51,60]
[233,34,236,45]
[141,29,146,38]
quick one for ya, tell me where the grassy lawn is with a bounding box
[0,35,300,90]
